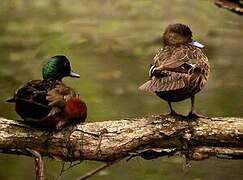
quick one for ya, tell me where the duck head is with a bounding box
[163,23,204,48]
[42,55,80,80]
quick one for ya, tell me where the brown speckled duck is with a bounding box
[139,23,210,118]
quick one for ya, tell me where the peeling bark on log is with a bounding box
[0,116,243,162]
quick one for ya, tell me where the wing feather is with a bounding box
[139,45,209,93]
[139,71,186,92]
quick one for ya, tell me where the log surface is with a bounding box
[0,116,243,162]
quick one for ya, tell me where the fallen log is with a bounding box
[0,115,243,162]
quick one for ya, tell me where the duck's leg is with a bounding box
[187,95,208,119]
[167,102,184,117]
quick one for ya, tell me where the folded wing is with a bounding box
[139,46,198,92]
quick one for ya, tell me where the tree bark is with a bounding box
[0,115,243,162]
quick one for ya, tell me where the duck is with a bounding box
[7,55,87,130]
[139,23,210,118]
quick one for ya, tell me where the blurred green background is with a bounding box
[0,0,243,179]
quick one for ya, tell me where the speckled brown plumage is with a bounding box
[139,23,210,118]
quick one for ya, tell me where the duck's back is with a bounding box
[139,45,210,101]
[9,79,60,120]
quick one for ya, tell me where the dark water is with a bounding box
[0,0,243,179]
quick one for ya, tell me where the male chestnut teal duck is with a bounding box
[139,23,210,118]
[7,55,87,130]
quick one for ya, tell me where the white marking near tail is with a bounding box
[149,65,156,77]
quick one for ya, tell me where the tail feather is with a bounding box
[139,77,185,92]
[139,80,156,92]
[6,97,49,108]
[6,98,15,103]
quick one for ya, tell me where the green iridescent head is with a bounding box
[42,55,80,80]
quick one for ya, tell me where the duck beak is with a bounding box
[189,40,204,49]
[70,71,80,78]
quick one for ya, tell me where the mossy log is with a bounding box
[0,115,243,162]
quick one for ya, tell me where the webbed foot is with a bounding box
[166,111,185,118]
[187,111,210,119]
